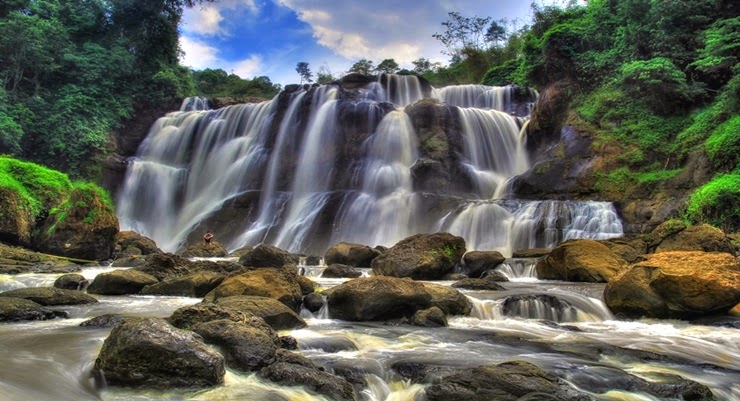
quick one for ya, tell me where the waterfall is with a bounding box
[117,75,623,254]
[469,293,614,323]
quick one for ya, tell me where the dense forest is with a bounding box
[0,0,738,230]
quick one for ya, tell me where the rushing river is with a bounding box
[1,261,739,401]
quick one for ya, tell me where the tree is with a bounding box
[485,20,506,47]
[316,65,336,84]
[411,58,441,75]
[295,62,313,84]
[375,59,399,74]
[432,12,491,62]
[348,59,374,75]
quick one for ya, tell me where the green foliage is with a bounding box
[0,156,72,215]
[191,69,281,99]
[617,58,701,114]
[705,116,740,171]
[348,59,374,75]
[375,59,400,74]
[685,172,740,232]
[295,62,313,84]
[689,17,740,88]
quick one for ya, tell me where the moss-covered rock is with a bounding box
[371,233,466,280]
[87,269,159,295]
[0,287,97,305]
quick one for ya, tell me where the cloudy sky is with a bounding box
[180,0,541,86]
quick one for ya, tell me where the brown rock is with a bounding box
[239,244,299,268]
[604,251,740,319]
[113,231,161,256]
[0,287,97,305]
[54,273,89,291]
[512,248,552,258]
[653,224,735,255]
[462,251,505,278]
[371,233,466,280]
[536,239,626,282]
[204,268,303,310]
[87,269,159,295]
[214,295,306,330]
[324,242,380,267]
[181,242,229,258]
[140,271,225,297]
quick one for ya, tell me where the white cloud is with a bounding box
[180,36,263,79]
[231,55,264,78]
[182,6,225,36]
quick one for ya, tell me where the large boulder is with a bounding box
[192,318,279,372]
[133,253,189,281]
[239,244,299,268]
[0,297,64,322]
[410,306,447,327]
[327,276,471,321]
[204,268,303,310]
[140,271,225,297]
[87,269,159,295]
[0,287,97,305]
[35,185,119,261]
[180,242,229,258]
[321,263,362,278]
[462,251,506,278]
[53,273,89,291]
[604,251,740,319]
[259,361,356,401]
[452,276,506,291]
[371,233,466,280]
[113,231,161,257]
[651,223,735,255]
[214,295,307,330]
[324,242,380,267]
[536,239,626,282]
[425,361,589,401]
[94,317,225,388]
[168,302,249,329]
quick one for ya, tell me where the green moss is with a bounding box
[685,171,740,232]
[705,116,740,171]
[0,156,72,215]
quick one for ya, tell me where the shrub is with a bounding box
[705,116,740,171]
[685,172,740,232]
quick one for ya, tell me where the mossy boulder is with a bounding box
[192,318,279,372]
[259,361,356,401]
[214,295,307,330]
[321,263,362,278]
[180,242,229,258]
[113,231,161,257]
[140,271,225,297]
[462,251,506,278]
[371,233,466,280]
[0,287,97,305]
[239,244,299,268]
[0,187,34,247]
[650,223,735,255]
[324,242,380,267]
[94,317,225,388]
[204,268,303,311]
[536,239,627,282]
[168,302,250,329]
[0,297,64,322]
[54,273,89,291]
[87,269,159,295]
[604,251,740,319]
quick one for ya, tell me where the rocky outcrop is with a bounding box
[327,276,471,321]
[191,318,279,372]
[204,268,303,310]
[649,223,735,255]
[321,263,362,278]
[94,317,225,388]
[34,185,119,261]
[0,298,64,322]
[87,269,159,295]
[181,242,229,258]
[140,271,225,297]
[536,239,626,282]
[239,244,299,268]
[324,242,380,267]
[0,287,97,305]
[53,273,89,291]
[425,361,589,401]
[259,361,356,401]
[462,251,505,278]
[604,251,740,319]
[371,233,466,280]
[113,231,161,257]
[214,295,306,330]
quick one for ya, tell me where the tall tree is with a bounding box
[295,62,313,84]
[375,59,400,74]
[432,12,491,62]
[348,59,374,75]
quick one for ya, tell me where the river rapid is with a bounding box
[1,260,738,401]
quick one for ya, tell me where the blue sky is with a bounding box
[180,1,548,87]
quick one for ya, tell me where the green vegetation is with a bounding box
[191,69,281,100]
[704,116,740,171]
[685,172,740,232]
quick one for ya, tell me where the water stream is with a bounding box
[2,263,738,401]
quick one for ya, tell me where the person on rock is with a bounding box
[203,230,214,245]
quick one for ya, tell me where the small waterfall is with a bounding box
[379,74,426,107]
[470,293,613,323]
[436,84,513,110]
[457,108,530,198]
[180,96,209,111]
[495,258,538,281]
[329,109,420,248]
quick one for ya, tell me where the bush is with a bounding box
[617,58,701,114]
[705,116,740,171]
[0,156,72,215]
[685,172,740,232]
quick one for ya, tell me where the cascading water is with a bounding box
[117,74,622,255]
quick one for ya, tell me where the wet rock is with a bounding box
[321,263,362,278]
[113,231,161,257]
[604,251,740,319]
[600,237,647,263]
[327,276,471,321]
[324,242,380,267]
[278,336,298,350]
[452,276,506,291]
[512,248,552,258]
[462,251,506,278]
[214,295,306,330]
[94,317,225,388]
[425,361,590,401]
[296,275,317,295]
[204,268,303,311]
[502,294,577,321]
[0,287,97,305]
[303,292,324,313]
[304,255,322,266]
[133,253,189,281]
[259,362,356,401]
[185,258,244,275]
[53,273,89,291]
[410,306,447,327]
[168,302,249,329]
[441,272,468,280]
[80,314,126,328]
[480,270,509,281]
[86,269,158,295]
[181,242,229,258]
[228,245,254,258]
[192,318,279,372]
[371,233,466,280]
[140,271,225,297]
[0,298,63,322]
[651,223,735,255]
[536,239,626,282]
[411,158,451,193]
[111,256,146,268]
[239,244,299,268]
[0,243,46,274]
